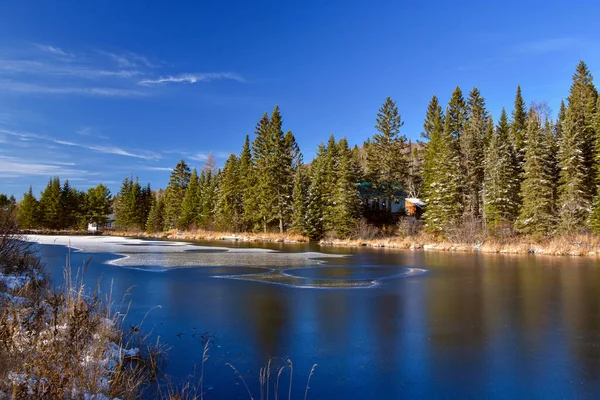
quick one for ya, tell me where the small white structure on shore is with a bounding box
[87,223,99,233]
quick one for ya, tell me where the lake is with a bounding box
[28,235,600,399]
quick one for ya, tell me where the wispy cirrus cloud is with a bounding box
[0,80,147,97]
[1,43,246,99]
[32,43,75,58]
[142,166,174,172]
[98,50,157,68]
[139,72,245,86]
[1,129,159,160]
[0,155,86,178]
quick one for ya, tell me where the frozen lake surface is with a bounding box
[26,235,600,399]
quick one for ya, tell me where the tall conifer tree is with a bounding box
[366,97,407,212]
[558,61,598,232]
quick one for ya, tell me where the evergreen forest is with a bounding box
[12,61,600,241]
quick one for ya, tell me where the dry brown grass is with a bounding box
[0,210,165,399]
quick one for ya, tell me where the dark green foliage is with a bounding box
[366,97,408,212]
[114,177,149,231]
[197,170,217,228]
[85,184,112,226]
[462,87,488,219]
[305,144,326,240]
[216,155,244,231]
[558,61,598,233]
[511,86,528,164]
[164,159,191,229]
[483,108,520,230]
[291,166,309,234]
[516,110,556,237]
[331,138,361,237]
[422,97,461,232]
[178,168,199,230]
[146,192,165,233]
[39,177,63,229]
[17,186,39,229]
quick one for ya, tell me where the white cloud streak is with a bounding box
[139,73,245,86]
[1,129,160,160]
[0,156,86,178]
[0,81,147,97]
[33,44,74,57]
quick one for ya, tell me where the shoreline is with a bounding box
[104,229,600,257]
[19,229,600,257]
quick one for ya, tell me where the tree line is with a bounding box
[12,61,600,240]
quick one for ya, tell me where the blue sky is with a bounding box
[1,1,599,198]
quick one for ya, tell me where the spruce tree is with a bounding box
[39,177,63,229]
[251,112,276,232]
[291,166,308,235]
[422,100,461,232]
[511,86,528,164]
[462,87,487,219]
[444,87,467,216]
[483,108,520,231]
[215,155,244,231]
[322,134,339,232]
[516,110,555,237]
[590,98,600,233]
[197,170,217,228]
[164,159,191,229]
[366,97,407,212]
[85,184,112,226]
[238,135,253,230]
[61,180,79,229]
[332,138,361,238]
[178,168,200,230]
[146,193,165,233]
[17,186,39,229]
[558,61,598,233]
[305,144,327,240]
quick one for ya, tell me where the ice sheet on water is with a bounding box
[26,235,343,269]
[24,235,422,289]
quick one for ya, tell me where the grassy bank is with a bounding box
[104,229,600,257]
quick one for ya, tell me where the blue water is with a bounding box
[32,237,600,399]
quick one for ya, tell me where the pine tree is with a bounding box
[251,112,276,232]
[215,155,244,231]
[164,159,191,229]
[332,138,361,237]
[146,193,165,233]
[61,180,79,229]
[178,168,199,230]
[305,144,326,240]
[366,97,407,212]
[114,177,133,229]
[291,166,308,234]
[322,134,339,232]
[444,87,468,216]
[238,135,253,230]
[462,87,487,219]
[511,85,528,164]
[516,110,555,237]
[483,108,520,231]
[558,61,598,233]
[197,170,217,228]
[39,177,63,229]
[17,186,39,229]
[590,97,600,233]
[422,99,461,232]
[85,184,112,226]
